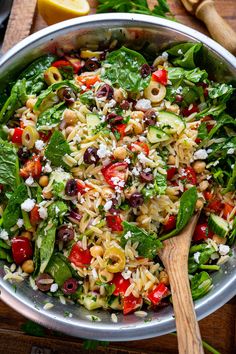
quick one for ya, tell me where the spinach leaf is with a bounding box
[167,67,208,83]
[190,271,213,301]
[46,253,72,286]
[154,172,167,195]
[39,220,57,273]
[196,103,226,118]
[0,139,20,191]
[2,184,28,233]
[36,102,66,130]
[47,200,68,220]
[159,187,197,240]
[197,122,208,141]
[121,221,162,259]
[0,246,13,262]
[167,43,202,69]
[45,130,71,169]
[80,90,95,105]
[208,83,234,102]
[222,163,236,194]
[102,46,151,93]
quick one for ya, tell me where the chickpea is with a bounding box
[21,231,32,240]
[22,260,34,274]
[213,234,226,245]
[113,146,127,160]
[193,161,206,174]
[196,198,204,210]
[113,88,126,103]
[26,98,37,110]
[90,245,104,258]
[133,122,143,135]
[39,175,49,187]
[63,109,78,125]
[199,180,209,192]
[43,190,53,199]
[130,111,144,121]
[99,269,114,283]
[159,270,169,286]
[167,155,176,165]
[65,126,74,137]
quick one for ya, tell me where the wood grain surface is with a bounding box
[1,1,236,353]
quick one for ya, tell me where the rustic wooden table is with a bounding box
[1,1,236,353]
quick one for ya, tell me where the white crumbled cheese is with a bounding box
[35,139,45,151]
[177,49,183,55]
[110,176,120,185]
[218,244,230,256]
[135,99,152,111]
[134,310,148,318]
[132,167,141,176]
[121,268,132,279]
[92,268,98,279]
[107,99,116,108]
[25,175,34,186]
[227,148,235,154]
[124,231,132,240]
[97,143,111,158]
[55,206,60,215]
[176,86,183,94]
[0,229,9,240]
[16,219,24,228]
[124,157,131,164]
[50,283,59,293]
[21,198,35,212]
[139,136,147,142]
[39,206,48,220]
[193,252,201,264]
[194,149,208,160]
[43,161,52,173]
[206,149,213,153]
[162,51,168,59]
[104,200,113,212]
[137,152,152,165]
[143,167,151,173]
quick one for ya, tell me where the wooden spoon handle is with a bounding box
[196,0,236,55]
[165,249,204,354]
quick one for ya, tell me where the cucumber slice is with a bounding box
[208,214,230,237]
[157,111,186,134]
[147,126,170,143]
[80,294,106,310]
[86,113,101,133]
[109,296,123,310]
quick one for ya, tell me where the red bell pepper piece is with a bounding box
[111,273,130,296]
[11,128,23,144]
[11,237,33,265]
[193,223,214,242]
[112,123,127,140]
[152,69,168,86]
[180,166,197,185]
[30,205,41,226]
[129,141,149,156]
[123,293,143,315]
[106,214,123,232]
[147,283,169,305]
[182,103,199,117]
[167,167,177,181]
[68,242,92,268]
[20,156,42,179]
[223,203,234,219]
[207,199,223,213]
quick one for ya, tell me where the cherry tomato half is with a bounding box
[101,162,128,188]
[20,156,42,179]
[68,242,92,268]
[123,294,143,315]
[112,123,127,139]
[106,214,123,232]
[182,103,199,117]
[11,237,33,265]
[52,59,72,68]
[77,75,100,89]
[167,167,177,181]
[147,283,169,305]
[163,215,176,232]
[111,273,130,296]
[223,203,234,219]
[11,128,23,144]
[180,166,197,185]
[193,223,214,242]
[129,141,149,156]
[152,69,168,86]
[30,205,41,226]
[207,199,223,214]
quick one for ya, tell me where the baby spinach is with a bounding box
[197,122,208,141]
[168,67,208,83]
[121,221,162,259]
[102,47,151,93]
[167,43,202,70]
[39,221,58,273]
[45,130,71,169]
[154,172,167,195]
[159,187,197,241]
[208,83,234,102]
[36,102,66,130]
[190,271,213,301]
[80,90,95,105]
[0,139,20,191]
[45,253,72,286]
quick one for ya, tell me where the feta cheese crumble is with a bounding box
[193,252,201,264]
[97,144,111,158]
[35,139,45,151]
[0,229,9,240]
[16,219,24,228]
[25,175,34,186]
[21,199,36,212]
[194,149,208,160]
[104,200,113,212]
[135,99,152,111]
[218,244,230,256]
[39,206,48,220]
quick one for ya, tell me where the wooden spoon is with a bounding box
[158,212,204,354]
[181,0,236,55]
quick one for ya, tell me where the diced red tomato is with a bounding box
[147,283,169,305]
[203,191,213,201]
[193,223,214,242]
[207,199,223,213]
[163,215,176,232]
[20,156,42,179]
[195,138,202,144]
[101,162,128,188]
[223,203,234,219]
[76,180,88,195]
[11,237,33,265]
[180,166,197,185]
[152,69,168,86]
[106,214,123,232]
[129,141,149,156]
[77,75,100,89]
[30,206,41,226]
[112,124,127,139]
[182,104,199,117]
[39,131,51,142]
[52,59,72,69]
[123,294,143,315]
[167,167,177,181]
[111,273,131,296]
[65,57,82,73]
[68,242,92,267]
[11,128,23,144]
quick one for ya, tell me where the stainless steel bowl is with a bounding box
[0,13,236,341]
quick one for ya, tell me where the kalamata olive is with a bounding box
[68,209,82,225]
[65,179,79,196]
[57,225,74,242]
[62,278,78,295]
[96,84,114,99]
[83,58,101,72]
[175,94,183,103]
[83,147,99,165]
[36,273,54,292]
[57,87,76,105]
[106,113,123,126]
[140,63,151,78]
[120,100,130,110]
[128,192,144,207]
[17,147,30,163]
[140,171,154,183]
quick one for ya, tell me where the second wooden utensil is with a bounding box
[181,0,236,55]
[158,212,204,354]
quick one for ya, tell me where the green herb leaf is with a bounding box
[154,172,167,195]
[167,43,202,69]
[45,130,71,169]
[190,271,213,300]
[36,102,66,130]
[0,139,20,191]
[39,220,57,273]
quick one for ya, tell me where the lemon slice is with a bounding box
[38,0,90,25]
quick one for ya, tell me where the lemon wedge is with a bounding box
[38,0,90,25]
